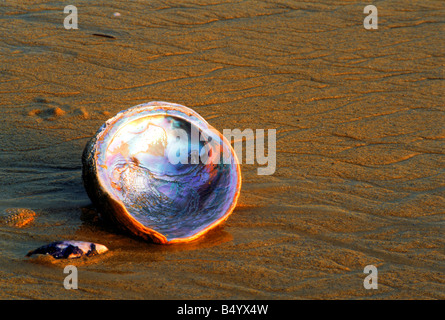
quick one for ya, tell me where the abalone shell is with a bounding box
[82,101,241,244]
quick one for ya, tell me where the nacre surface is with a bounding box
[82,101,241,244]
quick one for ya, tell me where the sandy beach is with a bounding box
[0,0,444,299]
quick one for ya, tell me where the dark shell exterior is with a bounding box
[82,101,241,244]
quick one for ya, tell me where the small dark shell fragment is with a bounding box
[26,240,108,259]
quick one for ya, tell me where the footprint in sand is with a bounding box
[0,208,36,228]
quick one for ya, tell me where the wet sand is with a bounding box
[0,0,444,299]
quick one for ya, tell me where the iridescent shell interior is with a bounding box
[91,102,241,243]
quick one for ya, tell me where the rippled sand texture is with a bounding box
[0,0,444,299]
